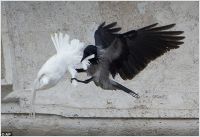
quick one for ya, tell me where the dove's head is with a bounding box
[33,74,51,91]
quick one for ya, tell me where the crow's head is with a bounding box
[81,45,98,64]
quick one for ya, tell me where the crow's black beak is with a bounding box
[81,55,87,62]
[81,58,84,62]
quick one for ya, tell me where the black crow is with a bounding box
[72,22,185,98]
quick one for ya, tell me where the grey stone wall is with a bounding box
[1,45,5,79]
[1,1,199,135]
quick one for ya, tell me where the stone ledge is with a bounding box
[2,102,198,118]
[2,89,199,118]
[1,114,199,136]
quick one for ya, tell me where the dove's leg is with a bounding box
[68,67,77,78]
[68,67,78,86]
[71,77,93,84]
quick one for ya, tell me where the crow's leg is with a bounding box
[112,81,140,98]
[76,69,86,73]
[71,77,93,84]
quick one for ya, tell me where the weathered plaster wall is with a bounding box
[1,1,199,135]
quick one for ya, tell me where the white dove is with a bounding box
[30,32,94,118]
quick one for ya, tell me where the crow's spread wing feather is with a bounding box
[94,22,185,80]
[95,22,121,48]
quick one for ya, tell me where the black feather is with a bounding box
[147,24,176,31]
[98,22,105,28]
[104,22,117,29]
[94,22,185,80]
[118,68,127,80]
[109,27,122,33]
[150,31,184,35]
[138,23,158,31]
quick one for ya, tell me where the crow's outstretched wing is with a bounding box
[95,22,121,48]
[94,22,185,80]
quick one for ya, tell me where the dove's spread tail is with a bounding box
[51,32,69,53]
[51,32,85,57]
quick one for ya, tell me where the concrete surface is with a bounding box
[1,114,198,136]
[1,1,199,136]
